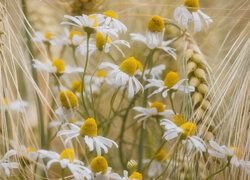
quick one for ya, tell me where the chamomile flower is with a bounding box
[38,149,91,179]
[57,118,118,156]
[95,10,127,33]
[174,0,213,32]
[55,90,79,121]
[32,31,57,45]
[78,32,130,57]
[90,156,121,180]
[129,171,143,180]
[2,98,28,112]
[144,15,166,50]
[160,120,206,154]
[0,150,18,177]
[130,33,176,59]
[208,140,250,175]
[60,28,84,46]
[62,14,118,36]
[99,57,144,98]
[33,59,84,75]
[133,101,174,126]
[146,71,194,98]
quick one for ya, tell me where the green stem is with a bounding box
[61,168,65,180]
[169,92,176,114]
[21,0,45,148]
[81,33,90,117]
[205,162,230,180]
[72,46,79,66]
[119,95,138,169]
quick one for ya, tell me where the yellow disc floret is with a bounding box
[26,147,36,153]
[184,0,199,12]
[88,15,99,27]
[164,71,179,89]
[80,118,98,137]
[69,30,82,40]
[60,90,78,109]
[44,32,55,40]
[150,102,165,112]
[155,149,168,161]
[90,156,108,174]
[72,80,82,93]
[229,146,243,160]
[129,171,143,180]
[127,160,138,170]
[119,57,141,76]
[96,32,106,50]
[52,59,65,74]
[171,114,184,126]
[147,15,165,32]
[180,122,196,137]
[96,70,107,77]
[103,10,118,19]
[59,149,75,163]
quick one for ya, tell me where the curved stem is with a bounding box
[81,33,90,117]
[169,92,176,114]
[205,162,230,180]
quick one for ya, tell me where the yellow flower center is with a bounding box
[26,147,36,153]
[69,30,82,40]
[171,114,184,126]
[80,118,98,137]
[229,146,243,160]
[180,122,196,137]
[59,149,75,163]
[69,117,77,123]
[52,59,65,74]
[88,15,99,27]
[119,57,142,76]
[129,171,143,180]
[95,70,107,77]
[155,149,168,161]
[59,90,78,109]
[72,80,82,93]
[147,15,165,32]
[103,10,118,19]
[150,101,165,112]
[96,32,106,50]
[90,156,108,174]
[184,0,199,12]
[3,98,7,104]
[164,71,179,89]
[44,32,55,40]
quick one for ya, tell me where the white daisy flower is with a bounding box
[57,118,118,156]
[145,71,194,98]
[62,14,118,37]
[57,28,84,46]
[32,31,57,45]
[174,0,213,32]
[133,101,174,126]
[160,120,206,154]
[9,141,38,161]
[144,15,166,50]
[90,156,121,180]
[99,57,144,99]
[95,10,127,33]
[137,64,165,80]
[208,140,250,175]
[38,149,91,179]
[77,32,130,57]
[130,33,176,59]
[0,150,18,177]
[33,59,84,75]
[2,98,28,113]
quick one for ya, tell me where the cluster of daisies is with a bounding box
[1,0,249,179]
